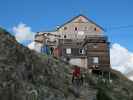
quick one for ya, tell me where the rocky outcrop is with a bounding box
[0,28,75,100]
[0,27,133,100]
[0,28,96,100]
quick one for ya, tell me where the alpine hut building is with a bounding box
[34,15,111,72]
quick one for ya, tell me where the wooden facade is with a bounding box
[34,15,111,71]
[83,36,110,71]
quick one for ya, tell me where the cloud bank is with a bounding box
[13,23,35,43]
[110,43,133,80]
[110,43,133,73]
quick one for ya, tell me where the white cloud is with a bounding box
[110,43,133,80]
[28,41,35,50]
[129,76,133,81]
[13,23,34,42]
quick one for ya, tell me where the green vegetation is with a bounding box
[97,88,112,100]
[0,27,133,100]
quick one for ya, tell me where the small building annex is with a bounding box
[34,15,110,71]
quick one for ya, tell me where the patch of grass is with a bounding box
[97,88,112,100]
[40,53,48,59]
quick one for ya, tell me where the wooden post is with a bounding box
[102,71,104,78]
[109,71,111,83]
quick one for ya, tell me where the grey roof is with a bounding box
[57,14,105,31]
[36,14,105,35]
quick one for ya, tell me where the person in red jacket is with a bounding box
[72,66,81,85]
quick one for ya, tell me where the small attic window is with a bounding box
[64,27,67,30]
[64,35,67,38]
[75,27,78,31]
[95,27,100,32]
[94,27,97,31]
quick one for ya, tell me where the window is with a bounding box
[64,35,67,38]
[94,27,100,32]
[64,27,67,30]
[94,27,97,31]
[75,27,78,31]
[93,44,98,48]
[92,57,99,64]
[66,48,71,54]
[79,48,85,54]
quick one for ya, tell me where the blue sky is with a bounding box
[0,0,133,51]
[1,0,133,78]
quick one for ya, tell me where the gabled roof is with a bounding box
[57,14,105,31]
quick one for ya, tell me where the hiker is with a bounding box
[72,66,83,86]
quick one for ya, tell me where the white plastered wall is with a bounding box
[69,58,88,68]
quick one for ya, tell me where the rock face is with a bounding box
[0,27,133,100]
